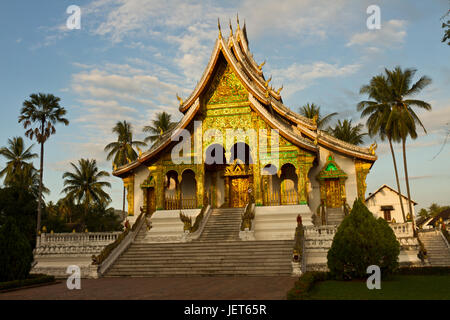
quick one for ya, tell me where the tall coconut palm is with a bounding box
[358,74,407,221]
[18,93,69,233]
[104,121,146,214]
[0,136,38,185]
[327,119,367,145]
[298,103,338,129]
[62,158,111,228]
[384,67,432,229]
[143,112,176,143]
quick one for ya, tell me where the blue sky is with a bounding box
[0,0,449,211]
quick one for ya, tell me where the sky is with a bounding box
[0,0,449,212]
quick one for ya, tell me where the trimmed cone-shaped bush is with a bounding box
[327,198,400,279]
[0,219,34,282]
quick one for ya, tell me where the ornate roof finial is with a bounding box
[217,18,222,39]
[264,76,272,88]
[236,13,240,30]
[369,142,377,155]
[176,93,183,106]
[229,19,233,36]
[258,60,265,71]
[312,114,318,127]
[276,85,283,95]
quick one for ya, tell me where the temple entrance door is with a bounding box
[325,179,341,208]
[230,177,249,208]
[147,187,156,214]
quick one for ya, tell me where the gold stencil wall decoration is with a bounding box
[355,160,372,202]
[123,175,135,216]
[204,61,249,106]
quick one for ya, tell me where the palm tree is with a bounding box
[62,158,111,228]
[9,163,50,199]
[104,120,146,214]
[143,112,176,143]
[384,67,432,229]
[327,119,367,145]
[298,103,338,129]
[18,93,69,233]
[0,136,38,185]
[358,74,407,221]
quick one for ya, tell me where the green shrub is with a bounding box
[327,198,400,280]
[287,272,330,300]
[0,219,34,282]
[396,266,450,276]
[0,274,55,291]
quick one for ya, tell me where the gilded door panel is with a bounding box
[230,177,249,208]
[325,179,341,208]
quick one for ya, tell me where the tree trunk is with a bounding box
[402,138,416,231]
[37,141,44,234]
[388,138,406,222]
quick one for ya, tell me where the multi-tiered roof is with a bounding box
[113,19,376,177]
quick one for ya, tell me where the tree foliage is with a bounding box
[0,186,37,249]
[327,119,367,145]
[143,112,176,143]
[104,121,146,168]
[327,198,400,279]
[298,103,337,129]
[0,219,34,282]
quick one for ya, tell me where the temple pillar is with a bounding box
[355,160,371,202]
[196,165,204,208]
[156,169,164,210]
[224,176,230,207]
[123,175,134,216]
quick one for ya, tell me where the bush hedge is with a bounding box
[0,219,34,282]
[0,274,55,291]
[327,198,400,279]
[286,272,330,300]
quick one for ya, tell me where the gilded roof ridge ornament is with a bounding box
[236,13,240,30]
[217,18,222,39]
[176,93,183,106]
[229,19,233,36]
[276,85,283,95]
[312,114,318,127]
[264,75,272,88]
[258,60,266,71]
[369,142,377,155]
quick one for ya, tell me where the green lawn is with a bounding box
[307,275,450,300]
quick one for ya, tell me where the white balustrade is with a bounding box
[35,232,121,256]
[390,222,414,238]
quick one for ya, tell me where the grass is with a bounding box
[307,275,450,300]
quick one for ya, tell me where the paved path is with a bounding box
[0,277,296,300]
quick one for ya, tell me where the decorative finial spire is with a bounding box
[229,19,233,36]
[236,13,240,30]
[176,93,183,106]
[217,18,222,39]
[264,76,272,88]
[258,60,265,71]
[276,85,283,95]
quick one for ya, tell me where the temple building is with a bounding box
[34,21,436,279]
[112,20,377,230]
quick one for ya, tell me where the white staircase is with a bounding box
[104,207,294,277]
[419,230,450,267]
[326,208,345,225]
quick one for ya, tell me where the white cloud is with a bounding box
[346,19,407,48]
[270,61,361,96]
